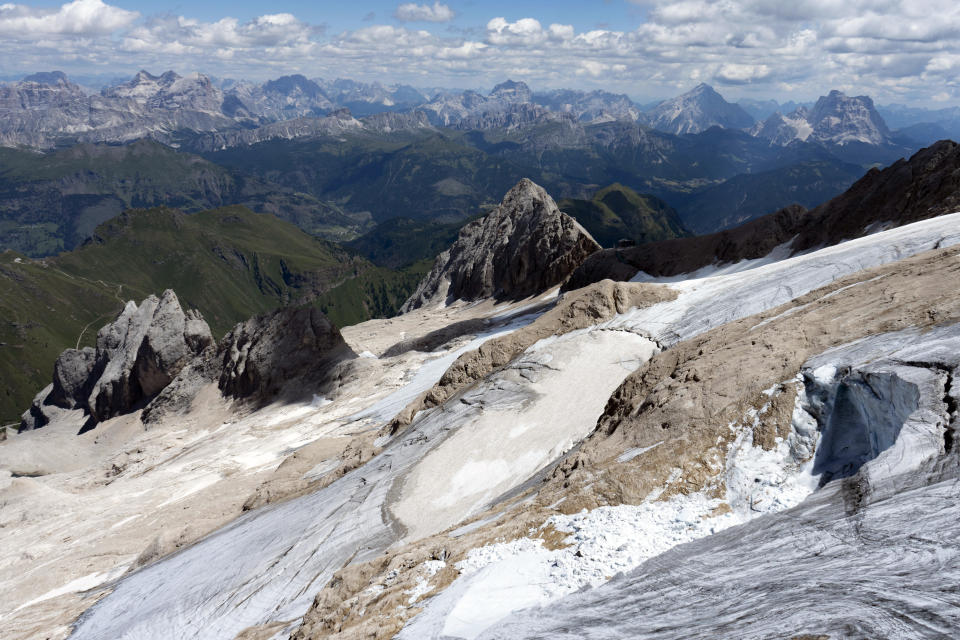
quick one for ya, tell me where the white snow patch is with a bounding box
[391,331,658,541]
[302,459,339,482]
[348,311,538,425]
[109,515,140,530]
[310,395,332,408]
[405,560,446,605]
[617,441,663,463]
[155,472,221,508]
[14,566,128,612]
[609,212,960,349]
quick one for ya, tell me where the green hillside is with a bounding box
[345,216,474,269]
[671,160,864,233]
[0,205,421,425]
[558,184,691,248]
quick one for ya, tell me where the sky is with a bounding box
[0,0,958,105]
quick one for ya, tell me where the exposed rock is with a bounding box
[47,347,96,409]
[791,139,960,252]
[401,179,601,311]
[533,89,640,123]
[805,90,891,146]
[88,291,214,423]
[140,355,220,425]
[20,290,213,430]
[218,306,356,403]
[20,385,57,431]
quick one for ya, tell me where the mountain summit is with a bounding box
[401,178,600,311]
[645,83,755,134]
[755,89,892,146]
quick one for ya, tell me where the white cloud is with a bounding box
[3,0,960,106]
[716,63,772,84]
[0,0,137,37]
[486,17,547,46]
[393,2,454,23]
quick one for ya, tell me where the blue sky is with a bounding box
[1,0,958,106]
[106,1,646,35]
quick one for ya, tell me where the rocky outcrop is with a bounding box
[401,179,601,311]
[791,139,960,252]
[20,290,213,430]
[805,90,891,146]
[21,291,356,429]
[218,306,356,403]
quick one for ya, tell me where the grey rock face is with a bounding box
[87,291,214,422]
[644,83,755,135]
[533,89,640,123]
[753,90,892,147]
[402,179,601,311]
[218,306,356,403]
[47,347,96,409]
[19,290,214,430]
[806,90,891,145]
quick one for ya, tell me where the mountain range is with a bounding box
[0,70,937,153]
[1,69,938,258]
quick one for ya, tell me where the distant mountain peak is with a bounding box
[263,74,324,98]
[645,83,754,135]
[806,89,890,145]
[490,79,532,103]
[22,71,69,85]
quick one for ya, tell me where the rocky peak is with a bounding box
[218,306,356,403]
[401,178,601,311]
[159,70,182,86]
[490,79,533,104]
[133,69,158,84]
[263,74,325,97]
[645,83,754,135]
[22,71,70,86]
[752,109,814,145]
[806,89,891,145]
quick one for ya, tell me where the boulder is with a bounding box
[218,306,356,404]
[47,347,96,409]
